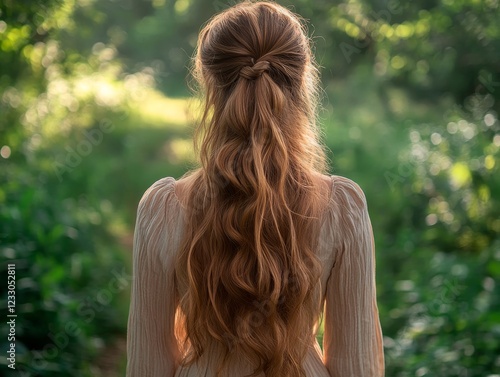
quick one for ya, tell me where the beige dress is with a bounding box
[126,175,385,377]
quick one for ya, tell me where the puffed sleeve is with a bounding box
[126,177,180,377]
[322,176,385,377]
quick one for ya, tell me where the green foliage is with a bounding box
[383,244,500,376]
[0,165,128,376]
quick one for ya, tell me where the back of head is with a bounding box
[176,2,328,376]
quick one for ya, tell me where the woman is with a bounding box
[126,1,384,376]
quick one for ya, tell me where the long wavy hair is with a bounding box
[175,2,329,376]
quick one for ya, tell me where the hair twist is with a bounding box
[239,60,271,80]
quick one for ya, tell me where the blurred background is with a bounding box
[1,0,499,376]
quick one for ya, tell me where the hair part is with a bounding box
[176,2,329,376]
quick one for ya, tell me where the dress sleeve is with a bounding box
[322,176,385,377]
[126,178,180,377]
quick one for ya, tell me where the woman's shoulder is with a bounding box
[173,172,198,208]
[305,173,367,219]
[325,174,368,213]
[136,176,180,216]
[140,175,176,199]
[318,175,370,249]
[139,172,200,210]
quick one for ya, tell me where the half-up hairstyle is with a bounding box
[175,1,329,376]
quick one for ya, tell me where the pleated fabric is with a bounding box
[126,175,385,377]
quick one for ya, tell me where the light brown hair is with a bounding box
[175,1,329,376]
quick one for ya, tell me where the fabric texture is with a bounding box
[126,174,385,377]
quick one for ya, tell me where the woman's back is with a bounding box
[126,174,384,376]
[126,1,384,376]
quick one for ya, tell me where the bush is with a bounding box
[0,163,127,377]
